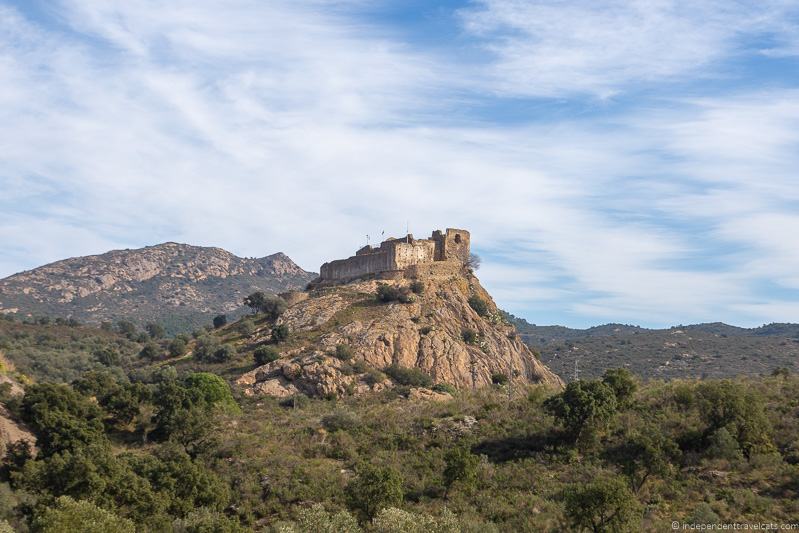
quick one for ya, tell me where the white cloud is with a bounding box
[0,1,798,328]
[459,0,799,97]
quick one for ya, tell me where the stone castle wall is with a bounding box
[319,228,470,283]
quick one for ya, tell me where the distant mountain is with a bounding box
[503,313,799,381]
[0,243,316,334]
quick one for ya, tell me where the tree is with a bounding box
[212,314,228,329]
[695,381,774,457]
[140,341,162,361]
[145,323,166,339]
[193,336,221,362]
[244,291,267,314]
[184,372,240,414]
[168,337,187,357]
[116,320,137,338]
[243,292,287,319]
[602,368,638,408]
[563,476,641,533]
[254,346,280,366]
[611,427,680,493]
[543,380,618,444]
[20,383,106,456]
[346,464,404,519]
[94,347,120,367]
[271,324,290,344]
[465,253,481,270]
[443,447,480,495]
[32,496,135,533]
[211,344,237,363]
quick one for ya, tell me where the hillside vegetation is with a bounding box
[1,363,798,531]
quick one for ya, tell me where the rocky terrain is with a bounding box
[233,271,562,398]
[0,243,316,334]
[506,315,799,381]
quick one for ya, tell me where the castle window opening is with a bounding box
[454,234,462,243]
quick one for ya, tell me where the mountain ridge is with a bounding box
[0,242,316,334]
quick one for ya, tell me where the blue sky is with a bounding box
[1,1,799,328]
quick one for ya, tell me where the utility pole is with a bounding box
[573,358,580,381]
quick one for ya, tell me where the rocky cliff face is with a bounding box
[236,269,563,397]
[0,243,316,333]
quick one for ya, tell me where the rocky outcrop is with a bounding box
[0,243,316,333]
[236,270,563,397]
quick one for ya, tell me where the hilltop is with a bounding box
[0,243,316,334]
[505,314,799,381]
[171,228,562,397]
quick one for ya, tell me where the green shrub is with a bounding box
[544,379,618,444]
[212,314,228,329]
[254,346,280,366]
[432,382,457,395]
[280,394,310,409]
[443,446,480,494]
[346,464,404,519]
[376,284,414,304]
[491,372,509,385]
[212,344,237,363]
[168,338,187,357]
[272,324,290,343]
[468,295,489,317]
[321,411,361,432]
[237,318,255,336]
[461,329,478,345]
[602,368,638,407]
[32,496,135,533]
[563,476,641,533]
[140,341,162,361]
[409,281,424,295]
[384,365,433,388]
[335,344,353,361]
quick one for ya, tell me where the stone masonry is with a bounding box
[319,228,470,282]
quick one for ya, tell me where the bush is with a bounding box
[237,318,255,336]
[468,295,489,317]
[184,372,240,414]
[212,314,227,329]
[212,344,237,363]
[346,464,404,519]
[461,329,478,345]
[139,341,162,361]
[383,365,433,388]
[168,337,187,357]
[443,446,480,494]
[491,372,509,385]
[254,346,280,366]
[602,368,638,407]
[94,347,120,366]
[280,394,310,409]
[272,324,290,343]
[376,284,414,304]
[193,336,221,362]
[32,496,135,533]
[145,323,166,339]
[335,344,353,361]
[321,411,361,432]
[432,382,457,395]
[409,281,424,295]
[244,292,287,320]
[544,379,618,444]
[563,476,641,533]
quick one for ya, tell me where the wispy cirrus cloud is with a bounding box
[459,0,799,97]
[1,1,798,327]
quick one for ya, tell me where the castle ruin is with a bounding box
[319,228,470,283]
